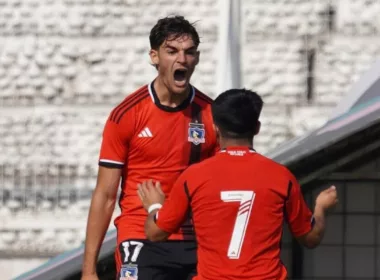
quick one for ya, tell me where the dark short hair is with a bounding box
[212,89,264,139]
[149,15,200,50]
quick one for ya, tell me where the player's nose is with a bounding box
[177,51,186,63]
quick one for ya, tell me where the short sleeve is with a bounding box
[98,111,135,168]
[285,173,314,237]
[156,172,191,233]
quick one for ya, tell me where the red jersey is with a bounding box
[99,81,218,242]
[156,146,313,280]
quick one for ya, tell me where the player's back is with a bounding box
[187,146,294,280]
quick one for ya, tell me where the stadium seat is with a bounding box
[335,0,380,35]
[314,37,380,106]
[243,0,330,38]
[243,40,307,106]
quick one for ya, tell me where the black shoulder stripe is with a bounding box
[195,91,213,104]
[183,181,195,234]
[184,181,191,202]
[286,180,292,201]
[110,87,148,122]
[115,93,150,124]
[110,89,143,121]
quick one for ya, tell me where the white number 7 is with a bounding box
[221,191,255,259]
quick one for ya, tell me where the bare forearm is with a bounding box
[303,205,326,248]
[145,210,170,242]
[82,190,116,275]
[312,205,326,235]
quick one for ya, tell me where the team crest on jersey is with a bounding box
[120,264,138,280]
[188,122,205,145]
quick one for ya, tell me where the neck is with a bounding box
[219,138,253,150]
[154,77,190,107]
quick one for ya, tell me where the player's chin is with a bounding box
[171,80,190,94]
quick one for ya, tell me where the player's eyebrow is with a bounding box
[164,45,178,50]
[185,46,197,51]
[164,45,197,51]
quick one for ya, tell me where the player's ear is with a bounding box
[149,49,159,67]
[195,51,200,65]
[254,121,261,135]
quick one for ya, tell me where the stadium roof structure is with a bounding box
[13,60,380,280]
[266,59,380,190]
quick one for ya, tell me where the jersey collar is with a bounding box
[148,80,195,113]
[219,146,256,154]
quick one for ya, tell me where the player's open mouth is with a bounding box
[174,69,188,87]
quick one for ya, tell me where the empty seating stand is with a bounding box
[1,0,380,262]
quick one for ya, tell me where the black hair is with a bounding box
[211,89,264,139]
[149,15,200,50]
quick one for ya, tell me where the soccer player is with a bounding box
[138,89,338,280]
[81,16,219,280]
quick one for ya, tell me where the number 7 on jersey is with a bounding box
[221,191,256,259]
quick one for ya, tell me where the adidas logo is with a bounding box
[138,127,153,138]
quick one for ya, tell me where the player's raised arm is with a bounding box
[296,185,338,248]
[82,114,133,279]
[285,172,338,248]
[138,174,191,242]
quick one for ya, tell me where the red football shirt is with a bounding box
[99,81,218,242]
[156,146,313,280]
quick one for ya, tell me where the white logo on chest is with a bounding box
[138,127,153,138]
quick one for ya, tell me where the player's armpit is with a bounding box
[145,210,171,242]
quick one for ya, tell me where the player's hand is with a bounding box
[315,185,338,211]
[137,179,165,212]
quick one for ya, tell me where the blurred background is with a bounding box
[1,0,380,279]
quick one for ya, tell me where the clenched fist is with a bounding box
[315,185,338,211]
